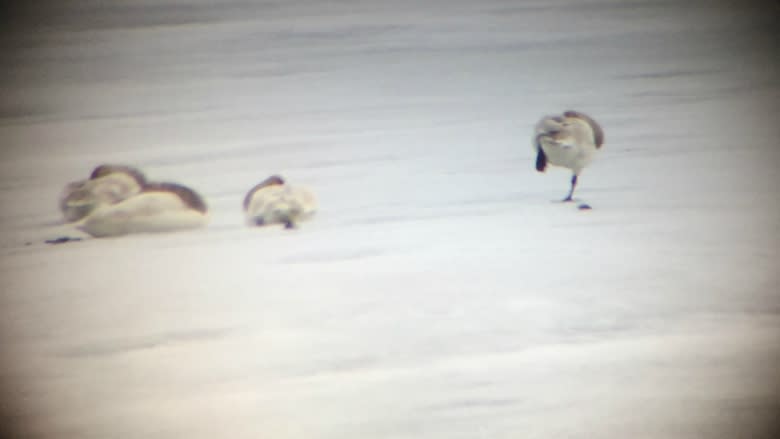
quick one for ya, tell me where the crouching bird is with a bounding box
[59,164,147,222]
[243,175,317,229]
[78,182,209,237]
[533,110,604,202]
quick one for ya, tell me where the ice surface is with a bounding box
[1,1,778,438]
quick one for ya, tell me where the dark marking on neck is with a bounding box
[89,164,147,186]
[563,110,604,148]
[143,182,208,213]
[242,175,285,211]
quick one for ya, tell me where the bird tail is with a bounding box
[535,136,548,172]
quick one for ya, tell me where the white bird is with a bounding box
[59,164,146,222]
[78,182,209,238]
[243,175,317,229]
[533,110,604,203]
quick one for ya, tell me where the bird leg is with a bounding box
[563,174,577,202]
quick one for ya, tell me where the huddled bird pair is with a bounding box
[58,165,317,238]
[56,109,602,238]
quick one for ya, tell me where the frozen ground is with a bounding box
[1,1,779,438]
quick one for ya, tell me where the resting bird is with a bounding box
[78,182,209,238]
[533,110,604,202]
[59,164,147,222]
[243,175,317,229]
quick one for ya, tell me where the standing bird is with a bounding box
[533,110,604,203]
[243,175,317,229]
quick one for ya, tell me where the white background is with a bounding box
[1,1,778,437]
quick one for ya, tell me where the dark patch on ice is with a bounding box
[58,327,231,358]
[45,236,83,245]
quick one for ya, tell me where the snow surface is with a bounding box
[1,1,779,438]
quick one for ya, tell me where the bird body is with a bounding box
[78,182,208,238]
[59,164,146,222]
[243,175,317,229]
[533,110,604,201]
